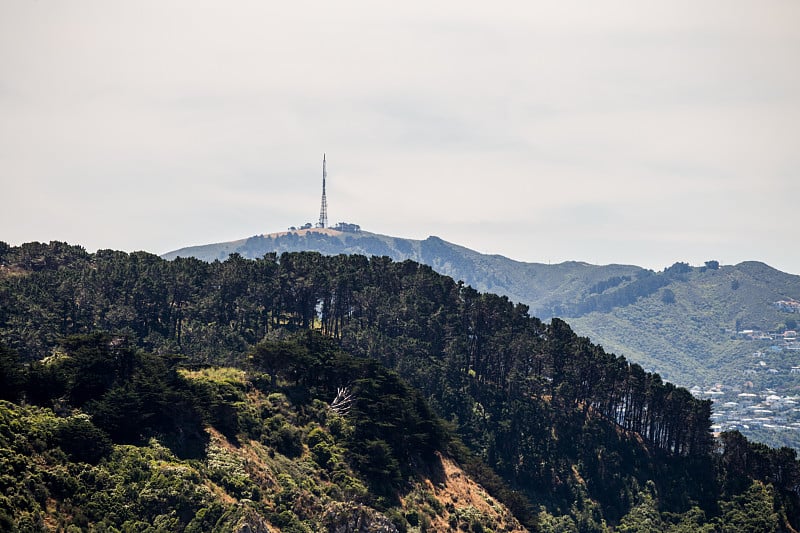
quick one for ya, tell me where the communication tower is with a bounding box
[318,154,328,228]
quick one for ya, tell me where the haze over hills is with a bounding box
[164,228,800,448]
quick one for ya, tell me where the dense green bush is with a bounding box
[53,415,112,464]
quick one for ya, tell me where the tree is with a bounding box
[54,416,112,464]
[617,483,664,533]
[717,482,779,532]
[62,333,134,406]
[0,343,23,401]
[661,289,676,304]
[250,340,312,387]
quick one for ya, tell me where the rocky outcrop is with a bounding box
[322,502,398,533]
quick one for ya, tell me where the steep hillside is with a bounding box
[162,231,800,449]
[567,262,800,384]
[565,262,800,450]
[0,336,527,532]
[161,229,643,318]
[4,241,800,531]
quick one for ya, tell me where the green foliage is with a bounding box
[181,367,248,441]
[264,421,304,458]
[663,506,715,533]
[716,481,780,532]
[206,441,260,500]
[661,288,676,304]
[616,484,664,532]
[2,242,800,531]
[250,340,311,387]
[53,415,112,464]
[249,332,453,499]
[25,356,69,405]
[184,502,225,532]
[0,404,177,529]
[0,343,23,401]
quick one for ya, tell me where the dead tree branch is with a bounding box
[330,386,355,416]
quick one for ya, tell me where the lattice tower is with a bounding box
[318,153,328,228]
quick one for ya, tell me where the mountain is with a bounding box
[567,260,800,383]
[164,229,800,449]
[162,228,645,319]
[4,240,800,531]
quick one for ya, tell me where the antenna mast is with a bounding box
[318,153,328,228]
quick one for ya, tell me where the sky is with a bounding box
[2,1,799,274]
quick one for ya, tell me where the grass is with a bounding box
[179,367,247,385]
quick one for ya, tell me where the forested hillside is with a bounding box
[161,229,644,317]
[163,229,800,450]
[565,261,800,382]
[2,241,800,531]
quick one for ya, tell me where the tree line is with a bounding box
[3,241,800,529]
[0,242,712,458]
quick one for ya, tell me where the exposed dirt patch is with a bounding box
[404,453,528,532]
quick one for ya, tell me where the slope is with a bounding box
[161,228,644,318]
[6,242,800,532]
[567,261,800,385]
[161,229,800,384]
[160,232,800,450]
[0,334,529,532]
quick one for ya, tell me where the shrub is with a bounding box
[263,423,304,458]
[54,416,112,464]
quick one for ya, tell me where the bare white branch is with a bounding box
[330,386,355,416]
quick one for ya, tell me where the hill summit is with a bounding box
[162,228,643,320]
[4,240,800,531]
[163,228,800,450]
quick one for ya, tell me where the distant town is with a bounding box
[696,300,800,440]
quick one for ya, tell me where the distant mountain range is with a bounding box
[164,228,800,398]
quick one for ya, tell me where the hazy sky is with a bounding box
[2,1,799,274]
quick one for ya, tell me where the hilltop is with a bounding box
[161,229,800,385]
[162,228,645,318]
[3,240,800,531]
[163,229,800,449]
